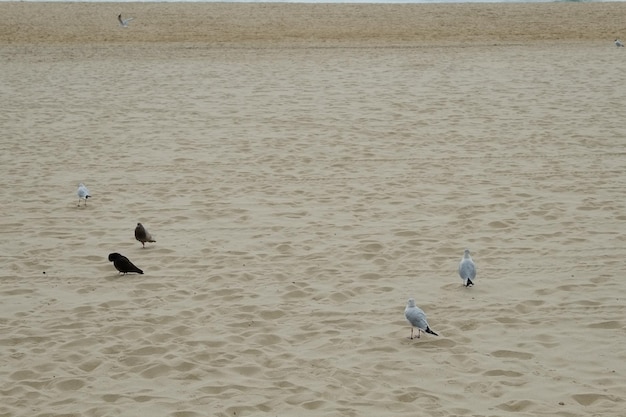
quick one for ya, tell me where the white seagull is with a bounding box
[458,248,476,287]
[615,39,624,47]
[77,183,91,207]
[118,14,135,28]
[404,298,438,340]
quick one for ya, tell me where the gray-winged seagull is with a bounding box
[404,298,438,339]
[118,14,135,28]
[458,248,476,287]
[77,183,91,207]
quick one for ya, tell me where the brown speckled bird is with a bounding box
[134,222,156,248]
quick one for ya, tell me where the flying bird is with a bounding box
[77,183,91,207]
[458,248,476,287]
[108,252,144,275]
[615,39,624,47]
[134,222,156,248]
[118,14,135,28]
[404,298,438,339]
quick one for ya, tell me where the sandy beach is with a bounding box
[1,2,626,416]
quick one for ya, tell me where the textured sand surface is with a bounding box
[1,2,626,416]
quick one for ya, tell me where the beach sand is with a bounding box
[1,2,626,416]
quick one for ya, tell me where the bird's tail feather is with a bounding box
[426,327,438,336]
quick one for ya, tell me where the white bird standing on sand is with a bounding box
[404,298,438,340]
[458,248,476,287]
[77,183,91,207]
[118,14,135,28]
[615,39,624,47]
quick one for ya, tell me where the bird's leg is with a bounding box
[417,329,421,339]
